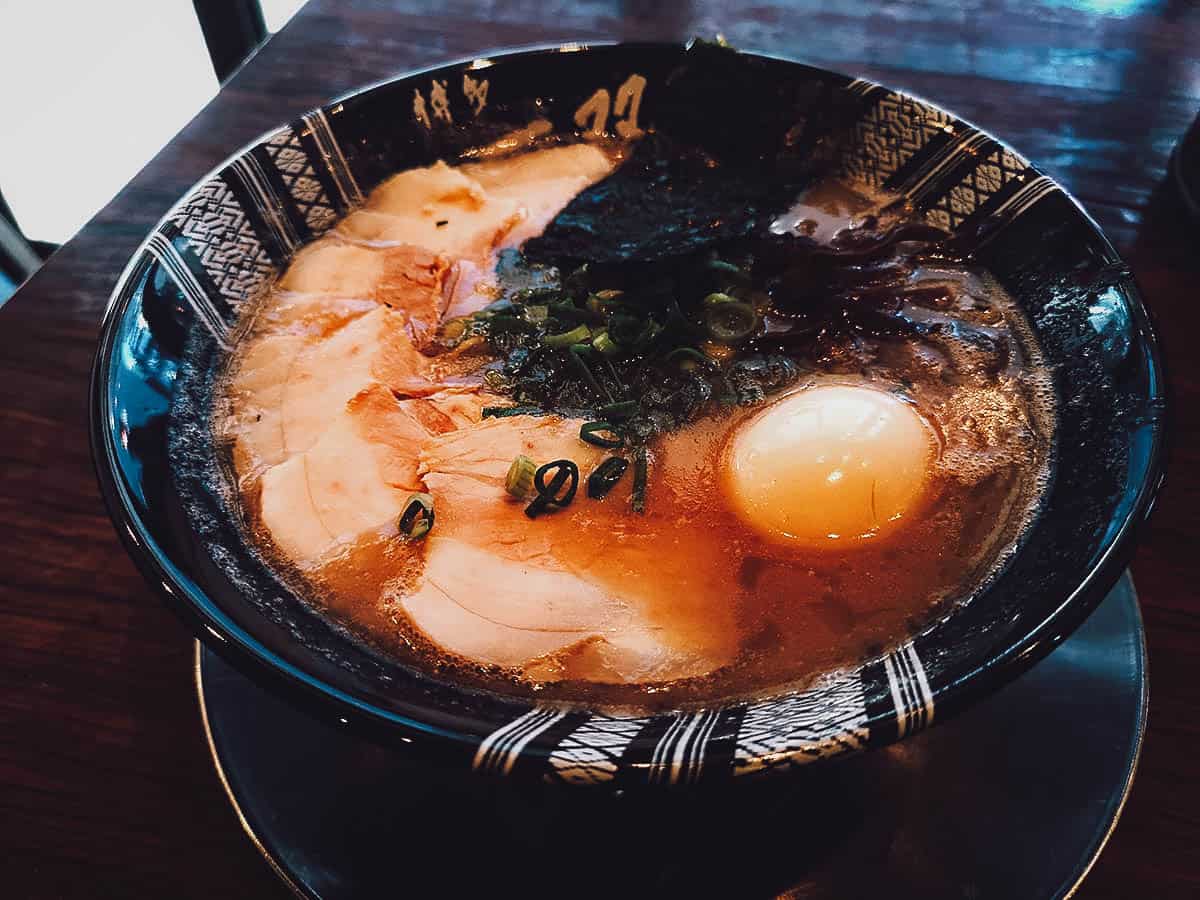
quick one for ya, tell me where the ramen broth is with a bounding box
[216,143,1053,711]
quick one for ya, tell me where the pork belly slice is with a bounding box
[404,536,715,685]
[462,143,617,251]
[277,241,451,338]
[408,415,737,684]
[257,384,495,565]
[339,161,523,261]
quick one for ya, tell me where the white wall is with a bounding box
[0,0,304,244]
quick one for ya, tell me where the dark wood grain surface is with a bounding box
[2,1,1197,896]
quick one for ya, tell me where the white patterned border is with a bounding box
[264,129,338,235]
[228,153,301,256]
[882,641,935,739]
[900,131,990,203]
[645,709,722,786]
[166,177,274,312]
[545,713,649,785]
[976,173,1058,227]
[473,708,569,776]
[923,146,1038,231]
[733,672,869,776]
[839,89,954,190]
[144,233,230,350]
[300,108,364,209]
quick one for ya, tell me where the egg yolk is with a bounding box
[723,384,935,546]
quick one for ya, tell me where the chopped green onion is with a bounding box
[586,288,627,314]
[482,405,542,419]
[487,314,532,335]
[505,454,538,499]
[512,286,562,305]
[398,493,435,540]
[607,313,663,351]
[525,460,580,518]
[534,460,579,500]
[549,300,600,324]
[580,421,624,449]
[569,345,613,401]
[663,347,711,371]
[706,258,749,284]
[631,447,649,515]
[607,312,645,347]
[705,301,757,342]
[523,305,549,324]
[440,318,468,343]
[598,400,638,420]
[543,324,591,348]
[591,330,620,356]
[587,457,629,499]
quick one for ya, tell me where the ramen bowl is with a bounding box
[90,42,1166,786]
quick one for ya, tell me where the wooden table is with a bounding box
[2,1,1197,896]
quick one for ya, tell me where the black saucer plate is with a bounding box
[198,573,1145,899]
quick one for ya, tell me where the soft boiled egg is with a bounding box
[722,384,936,546]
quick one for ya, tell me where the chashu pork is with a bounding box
[228,306,428,475]
[258,383,498,565]
[227,146,741,685]
[409,415,739,684]
[337,161,524,261]
[277,242,451,339]
[461,143,616,251]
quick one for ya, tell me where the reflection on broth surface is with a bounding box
[216,140,1053,712]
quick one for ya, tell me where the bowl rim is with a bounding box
[90,39,1169,781]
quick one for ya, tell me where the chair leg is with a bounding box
[0,190,42,284]
[193,0,268,84]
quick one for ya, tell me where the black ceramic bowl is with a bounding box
[91,42,1166,786]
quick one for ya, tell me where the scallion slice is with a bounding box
[587,457,629,499]
[598,400,638,420]
[702,292,738,308]
[482,405,541,419]
[631,447,649,515]
[704,300,757,343]
[591,330,620,356]
[543,324,591,348]
[580,421,624,449]
[398,493,435,540]
[525,460,580,519]
[663,347,711,371]
[505,454,538,499]
[523,305,549,324]
[706,258,749,285]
